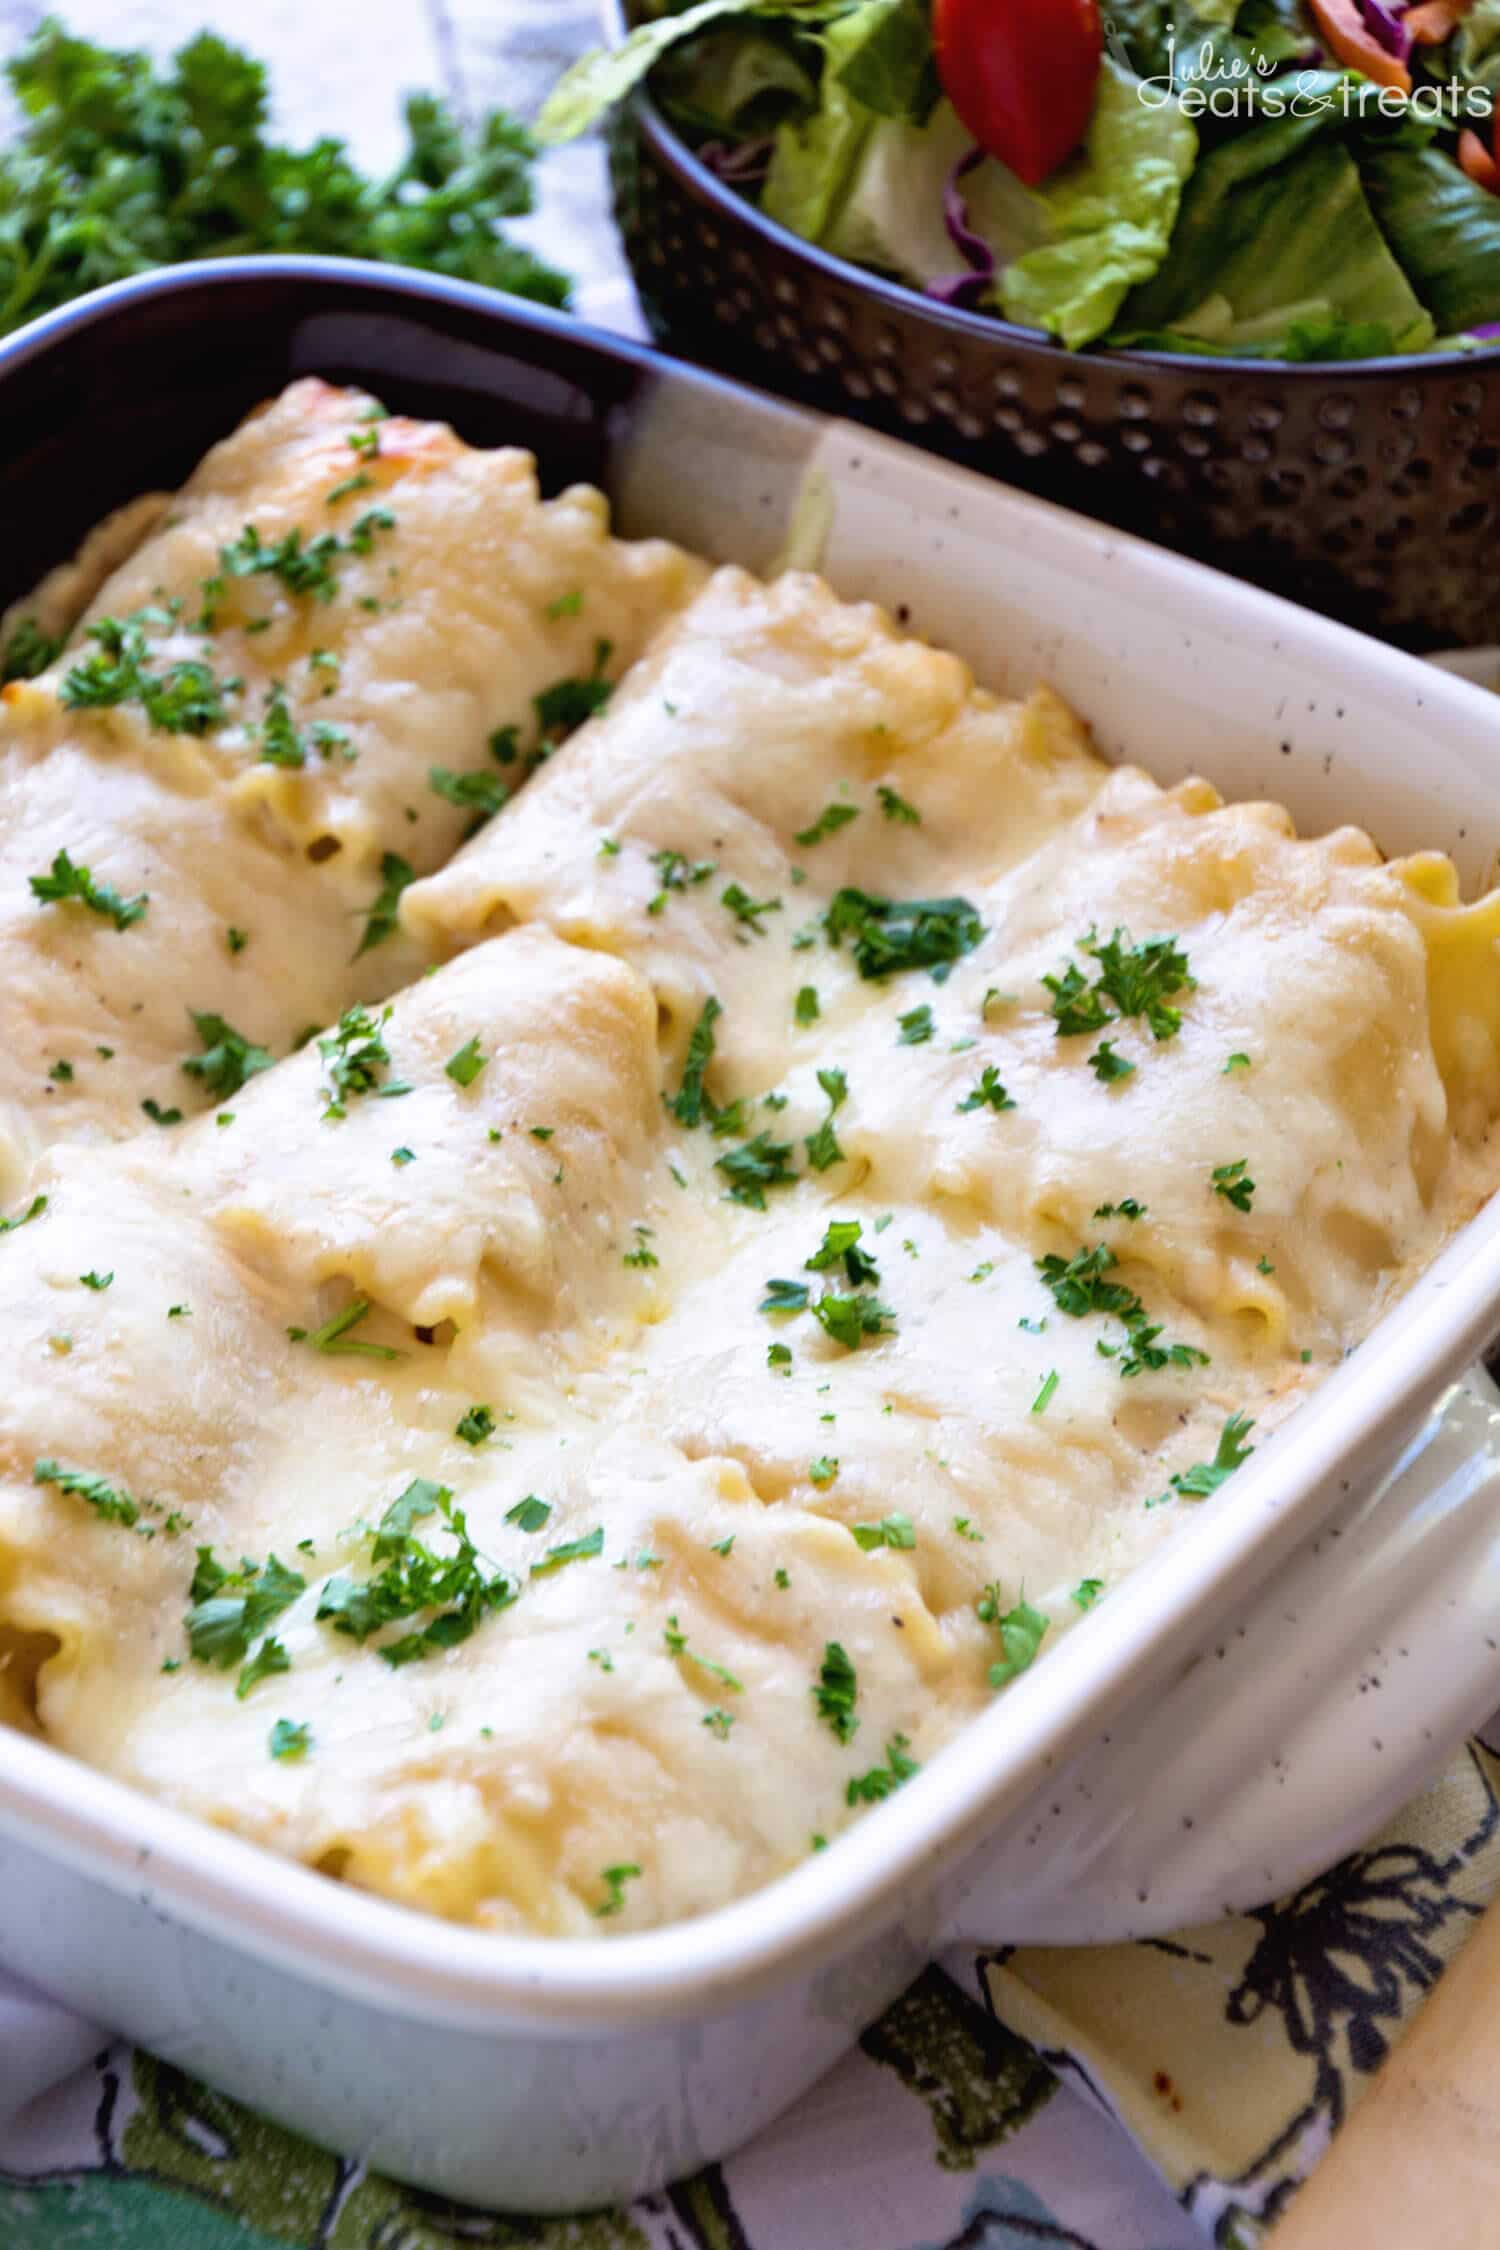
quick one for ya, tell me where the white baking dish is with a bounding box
[3,259,1500,2213]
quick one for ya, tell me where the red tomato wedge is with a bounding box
[933,0,1104,187]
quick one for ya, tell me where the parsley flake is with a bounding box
[813,1641,859,1742]
[825,890,983,982]
[846,1735,919,1803]
[29,848,146,931]
[794,802,859,847]
[957,1065,1015,1113]
[1211,1158,1256,1211]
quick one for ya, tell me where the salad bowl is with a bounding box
[601,0,1500,651]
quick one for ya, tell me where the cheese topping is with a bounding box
[2,429,1499,1937]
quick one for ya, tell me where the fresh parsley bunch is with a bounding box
[0,19,570,337]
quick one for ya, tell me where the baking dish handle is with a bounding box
[937,1371,1500,1949]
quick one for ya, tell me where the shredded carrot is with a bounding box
[1405,0,1471,41]
[1307,0,1414,87]
[1460,127,1500,193]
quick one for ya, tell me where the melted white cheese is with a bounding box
[2,538,1499,1937]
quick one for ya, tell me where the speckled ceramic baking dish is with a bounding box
[3,261,1500,2215]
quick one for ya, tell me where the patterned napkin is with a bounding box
[4,1725,1498,2250]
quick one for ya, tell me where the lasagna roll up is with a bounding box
[0,378,703,1181]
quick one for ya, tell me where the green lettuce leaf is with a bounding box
[763,2,894,241]
[996,58,1199,347]
[813,61,1193,349]
[1117,93,1435,352]
[537,0,842,144]
[654,24,820,139]
[835,0,939,121]
[1103,0,1311,95]
[1362,146,1500,334]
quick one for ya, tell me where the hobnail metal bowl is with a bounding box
[605,2,1500,651]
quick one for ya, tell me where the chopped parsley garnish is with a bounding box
[236,1637,291,1699]
[1257,1255,1276,1275]
[318,1004,404,1117]
[29,847,146,931]
[1088,929,1193,1036]
[182,1010,272,1100]
[825,889,984,983]
[506,1495,552,1533]
[1042,960,1112,1037]
[269,1718,311,1760]
[956,1065,1015,1114]
[721,881,781,938]
[530,1525,604,1577]
[851,1511,914,1550]
[767,1341,793,1372]
[445,1035,488,1088]
[1,1192,47,1235]
[1036,1243,1207,1378]
[805,1218,880,1285]
[795,985,821,1027]
[545,588,582,619]
[220,524,335,599]
[670,995,721,1127]
[846,1735,919,1803]
[594,1862,640,1918]
[256,680,306,767]
[1047,928,1193,1045]
[347,506,395,555]
[327,469,373,507]
[226,926,249,953]
[1072,1578,1104,1609]
[1093,1199,1147,1220]
[287,1296,403,1360]
[715,1129,796,1210]
[977,1587,1048,1688]
[804,1066,848,1173]
[813,1641,859,1743]
[534,638,613,741]
[810,1455,840,1488]
[953,1516,984,1541]
[662,1614,743,1691]
[33,1456,169,1531]
[48,1059,73,1084]
[646,848,715,915]
[354,852,415,958]
[1147,1413,1255,1508]
[1211,1158,1256,1212]
[623,1227,658,1269]
[815,1291,894,1349]
[794,802,859,847]
[142,1098,183,1126]
[429,764,508,834]
[710,1534,735,1557]
[317,1480,516,1666]
[2,614,59,680]
[1031,1369,1059,1414]
[702,1708,735,1738]
[186,1547,306,1687]
[1224,1052,1251,1073]
[897,1004,934,1045]
[1089,1040,1135,1084]
[60,612,226,734]
[876,783,920,825]
[79,1269,112,1291]
[455,1404,496,1446]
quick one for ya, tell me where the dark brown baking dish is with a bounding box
[604,0,1500,652]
